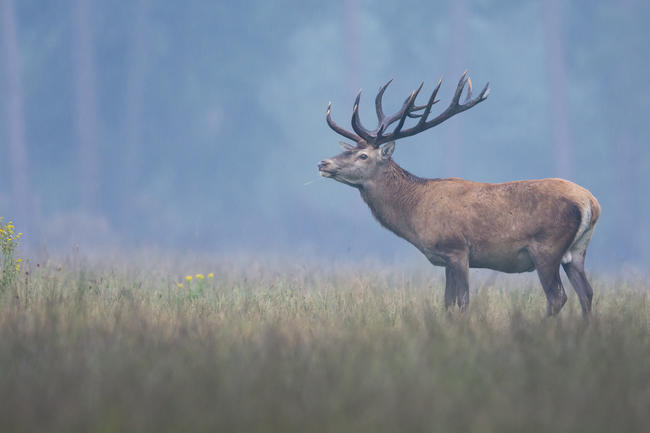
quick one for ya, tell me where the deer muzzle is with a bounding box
[318,160,335,177]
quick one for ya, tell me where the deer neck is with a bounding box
[359,160,426,241]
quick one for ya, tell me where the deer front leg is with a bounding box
[443,269,458,310]
[444,252,470,311]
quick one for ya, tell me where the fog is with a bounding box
[1,0,649,269]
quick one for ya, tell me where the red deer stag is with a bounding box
[318,72,600,316]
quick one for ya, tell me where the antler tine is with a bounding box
[460,80,490,108]
[413,81,425,101]
[351,90,375,142]
[407,105,428,117]
[478,81,490,100]
[454,80,490,111]
[327,102,362,143]
[451,71,470,107]
[391,82,423,135]
[375,79,393,122]
[411,77,443,123]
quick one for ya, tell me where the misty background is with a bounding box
[1,0,648,269]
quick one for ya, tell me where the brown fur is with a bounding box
[361,161,599,272]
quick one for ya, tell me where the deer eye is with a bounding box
[358,154,368,160]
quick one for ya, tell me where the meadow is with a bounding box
[0,254,648,433]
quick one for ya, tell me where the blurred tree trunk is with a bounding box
[344,0,360,99]
[122,0,149,223]
[74,0,100,212]
[612,0,640,261]
[614,131,640,261]
[543,0,572,179]
[442,0,467,178]
[1,0,35,233]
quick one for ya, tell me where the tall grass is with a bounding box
[0,256,648,432]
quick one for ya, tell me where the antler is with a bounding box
[326,72,489,147]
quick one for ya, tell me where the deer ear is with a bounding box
[339,141,356,151]
[380,141,395,159]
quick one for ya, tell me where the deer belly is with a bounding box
[469,246,535,273]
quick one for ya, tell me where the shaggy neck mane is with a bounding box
[366,159,427,196]
[359,160,427,240]
[385,159,427,184]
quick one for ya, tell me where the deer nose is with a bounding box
[318,160,331,171]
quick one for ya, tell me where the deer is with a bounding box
[318,72,600,316]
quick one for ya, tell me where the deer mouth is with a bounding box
[319,168,336,178]
[318,160,338,178]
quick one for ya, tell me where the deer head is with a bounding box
[318,140,396,187]
[318,72,490,187]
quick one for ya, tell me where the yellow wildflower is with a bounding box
[177,283,184,288]
[185,275,193,282]
[208,273,214,279]
[16,263,20,272]
[196,273,204,280]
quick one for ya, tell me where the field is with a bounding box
[0,255,648,433]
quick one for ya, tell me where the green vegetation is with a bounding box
[0,218,23,288]
[0,258,648,432]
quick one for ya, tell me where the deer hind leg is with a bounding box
[444,254,470,311]
[562,260,593,315]
[562,225,596,315]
